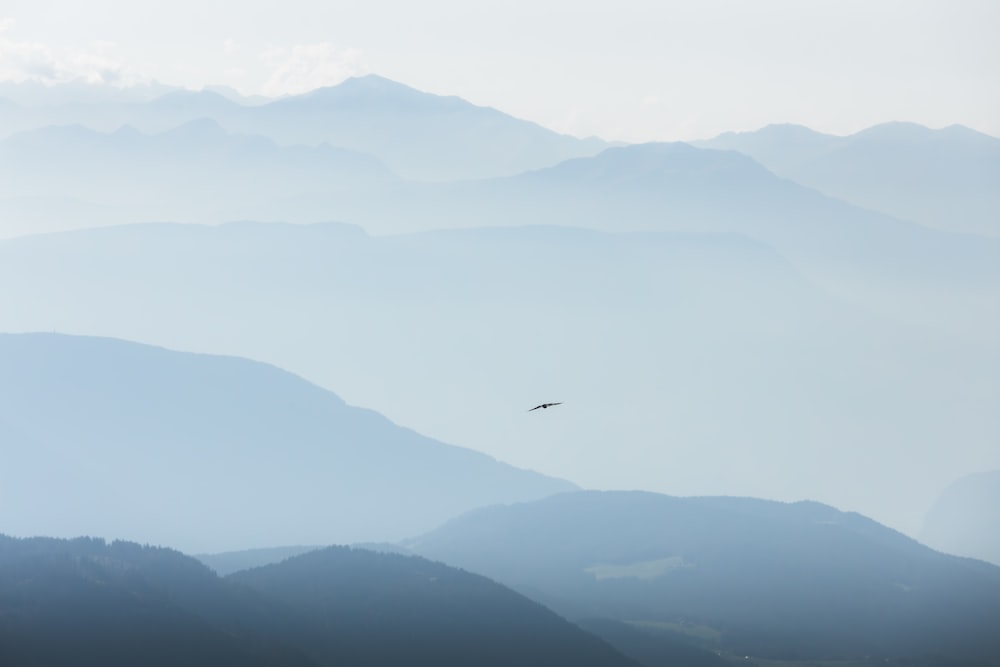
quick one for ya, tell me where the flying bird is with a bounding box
[528,402,562,412]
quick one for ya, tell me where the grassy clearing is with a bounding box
[627,618,723,643]
[584,556,691,581]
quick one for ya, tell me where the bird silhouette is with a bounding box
[528,402,562,412]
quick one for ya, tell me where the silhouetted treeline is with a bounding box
[0,535,636,667]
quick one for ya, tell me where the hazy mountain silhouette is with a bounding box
[196,546,324,576]
[5,127,978,347]
[229,545,637,666]
[405,490,1000,662]
[0,221,995,537]
[698,122,1000,236]
[385,142,999,279]
[921,471,1000,566]
[0,81,192,143]
[692,123,843,174]
[0,119,396,233]
[0,75,608,181]
[4,78,994,237]
[330,140,1000,348]
[198,543,412,576]
[0,333,575,552]
[229,74,610,180]
[256,140,999,323]
[3,84,996,311]
[0,534,636,666]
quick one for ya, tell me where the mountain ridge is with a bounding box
[0,219,994,537]
[406,489,1000,661]
[696,121,1000,235]
[1,534,637,667]
[0,332,576,552]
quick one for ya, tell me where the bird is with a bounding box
[528,402,562,412]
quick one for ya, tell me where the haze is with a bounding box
[2,0,998,141]
[1,3,999,665]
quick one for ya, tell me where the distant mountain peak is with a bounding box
[339,73,415,92]
[533,140,773,185]
[160,116,230,140]
[850,120,938,142]
[111,124,143,138]
[201,84,273,106]
[850,121,999,146]
[713,123,831,141]
[275,73,471,114]
[281,74,414,100]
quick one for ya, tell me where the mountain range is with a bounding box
[0,119,396,235]
[0,535,635,667]
[3,112,995,343]
[0,333,573,552]
[0,74,608,181]
[2,77,996,357]
[0,220,996,536]
[2,72,998,665]
[405,490,1000,662]
[696,122,1000,237]
[2,75,996,238]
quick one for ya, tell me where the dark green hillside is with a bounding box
[406,491,1000,661]
[0,535,316,667]
[0,535,638,666]
[576,617,731,667]
[230,545,638,667]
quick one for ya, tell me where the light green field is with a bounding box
[584,556,691,581]
[627,618,723,642]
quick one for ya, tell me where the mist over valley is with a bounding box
[1,12,998,662]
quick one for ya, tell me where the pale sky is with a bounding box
[0,0,997,142]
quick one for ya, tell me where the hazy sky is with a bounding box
[1,1,997,141]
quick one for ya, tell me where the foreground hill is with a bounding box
[697,122,1000,236]
[229,546,637,666]
[0,535,314,667]
[0,333,574,552]
[405,490,1000,662]
[0,535,635,667]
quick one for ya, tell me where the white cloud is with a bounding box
[640,95,660,110]
[224,38,239,55]
[0,36,151,86]
[0,17,15,33]
[259,42,367,96]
